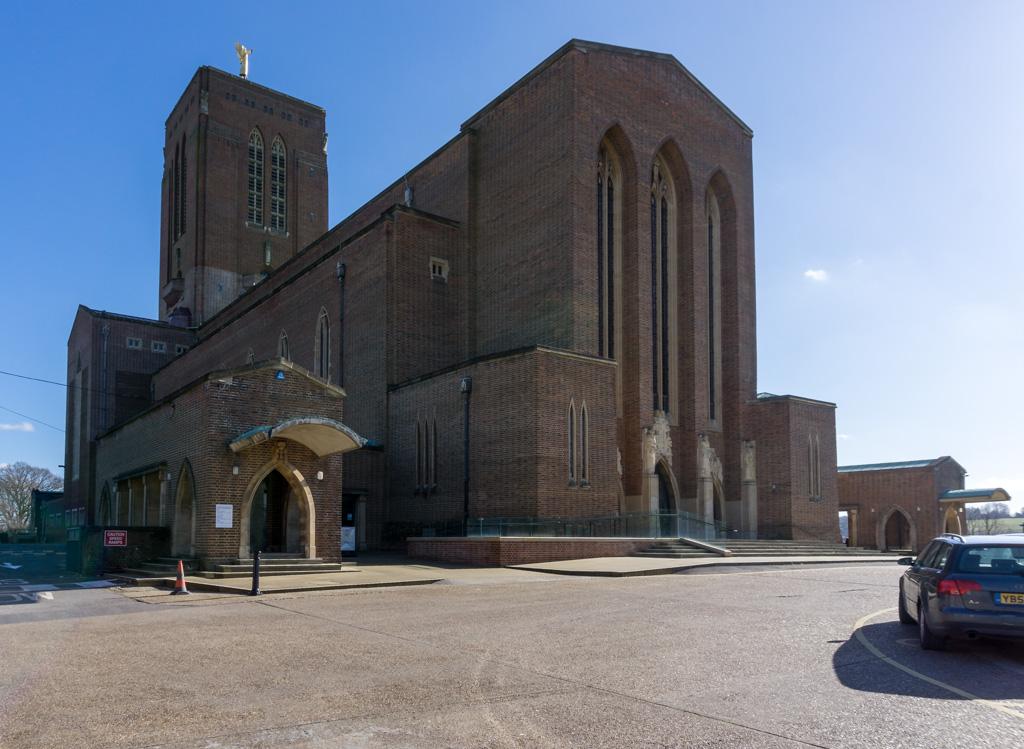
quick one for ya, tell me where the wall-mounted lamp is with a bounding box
[232,465,239,476]
[316,470,324,481]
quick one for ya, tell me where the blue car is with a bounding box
[898,533,1024,650]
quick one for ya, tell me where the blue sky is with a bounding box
[1,1,1021,511]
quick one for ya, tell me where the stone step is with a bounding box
[196,567,344,579]
[212,562,344,573]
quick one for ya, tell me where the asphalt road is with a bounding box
[1,564,1022,748]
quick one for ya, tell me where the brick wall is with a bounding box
[94,364,348,565]
[407,536,656,566]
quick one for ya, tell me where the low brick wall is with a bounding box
[406,537,656,566]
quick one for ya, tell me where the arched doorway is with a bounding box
[943,506,962,534]
[248,470,305,555]
[172,464,195,557]
[881,508,913,552]
[656,462,676,536]
[239,461,316,560]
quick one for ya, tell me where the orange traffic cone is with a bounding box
[170,559,191,595]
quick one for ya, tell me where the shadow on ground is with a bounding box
[834,620,1024,701]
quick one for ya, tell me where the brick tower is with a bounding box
[158,62,328,326]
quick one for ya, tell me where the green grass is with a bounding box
[966,517,1024,534]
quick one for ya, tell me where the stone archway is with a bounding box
[172,462,196,557]
[943,506,962,534]
[655,460,680,536]
[877,506,917,553]
[238,456,316,560]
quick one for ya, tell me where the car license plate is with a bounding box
[995,593,1024,605]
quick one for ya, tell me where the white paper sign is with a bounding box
[215,504,234,529]
[341,526,356,551]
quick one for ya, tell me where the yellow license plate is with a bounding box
[996,593,1024,605]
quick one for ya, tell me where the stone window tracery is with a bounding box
[270,137,287,231]
[248,129,264,225]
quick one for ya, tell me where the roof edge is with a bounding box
[460,39,753,137]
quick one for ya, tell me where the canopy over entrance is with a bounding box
[229,417,366,457]
[939,488,1011,504]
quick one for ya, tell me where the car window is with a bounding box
[916,542,938,568]
[930,543,951,570]
[955,545,1024,575]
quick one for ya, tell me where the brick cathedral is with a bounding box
[63,40,844,566]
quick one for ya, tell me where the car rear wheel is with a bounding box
[918,600,946,651]
[898,582,914,624]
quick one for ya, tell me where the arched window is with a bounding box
[248,130,264,225]
[706,189,722,422]
[278,330,289,360]
[270,137,287,231]
[597,142,622,361]
[579,402,589,485]
[568,400,577,484]
[314,308,330,380]
[650,156,678,415]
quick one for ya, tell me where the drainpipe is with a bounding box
[460,376,472,534]
[336,260,346,387]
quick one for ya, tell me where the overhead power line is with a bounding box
[0,404,65,433]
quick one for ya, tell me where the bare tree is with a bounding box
[966,502,1011,535]
[0,462,63,530]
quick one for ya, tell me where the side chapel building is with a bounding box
[64,40,843,565]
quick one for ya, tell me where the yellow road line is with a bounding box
[852,608,1024,721]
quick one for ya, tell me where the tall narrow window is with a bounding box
[430,418,437,486]
[579,402,589,485]
[179,134,187,235]
[172,143,180,239]
[597,145,621,360]
[416,421,423,488]
[315,308,330,380]
[568,400,577,483]
[248,130,264,225]
[278,330,289,360]
[808,434,822,497]
[270,137,287,231]
[706,191,722,423]
[650,157,678,416]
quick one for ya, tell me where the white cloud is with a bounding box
[0,422,34,432]
[803,269,829,282]
[838,433,852,441]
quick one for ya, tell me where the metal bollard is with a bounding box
[250,549,262,596]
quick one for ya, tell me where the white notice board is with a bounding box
[215,504,233,529]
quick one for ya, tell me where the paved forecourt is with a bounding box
[1,564,1023,748]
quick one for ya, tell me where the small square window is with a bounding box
[175,344,189,355]
[430,257,449,282]
[126,337,143,350]
[152,341,167,353]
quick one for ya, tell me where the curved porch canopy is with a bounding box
[939,488,1012,503]
[229,417,367,457]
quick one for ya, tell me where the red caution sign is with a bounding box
[103,530,128,547]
